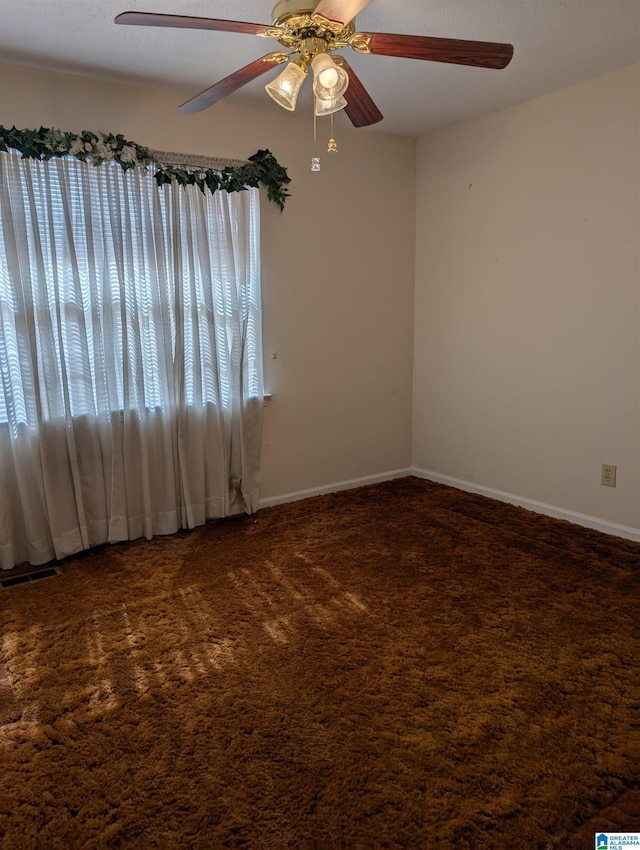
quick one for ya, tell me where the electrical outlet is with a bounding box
[601,464,617,487]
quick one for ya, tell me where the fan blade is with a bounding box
[366,32,514,70]
[115,11,268,36]
[178,53,285,114]
[313,0,372,25]
[339,58,382,127]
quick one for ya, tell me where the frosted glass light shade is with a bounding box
[265,61,307,111]
[311,53,349,100]
[314,94,348,116]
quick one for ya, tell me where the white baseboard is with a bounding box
[411,467,640,543]
[258,468,413,510]
[258,466,640,544]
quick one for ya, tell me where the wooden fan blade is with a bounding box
[339,58,382,127]
[313,0,372,25]
[178,54,285,114]
[115,11,268,36]
[367,32,514,70]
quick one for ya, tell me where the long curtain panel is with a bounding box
[0,151,264,570]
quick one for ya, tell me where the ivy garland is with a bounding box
[0,125,291,210]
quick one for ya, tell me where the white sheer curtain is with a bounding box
[0,150,264,570]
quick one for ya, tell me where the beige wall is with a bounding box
[0,61,416,502]
[3,60,638,533]
[413,64,640,531]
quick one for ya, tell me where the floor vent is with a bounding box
[1,566,62,589]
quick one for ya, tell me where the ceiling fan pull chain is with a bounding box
[311,111,321,171]
[327,112,338,153]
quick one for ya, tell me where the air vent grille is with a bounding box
[1,566,62,589]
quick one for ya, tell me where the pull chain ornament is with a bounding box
[311,112,320,172]
[328,113,338,153]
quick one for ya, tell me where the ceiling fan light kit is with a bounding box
[314,94,348,117]
[265,60,308,111]
[115,0,514,171]
[311,53,349,99]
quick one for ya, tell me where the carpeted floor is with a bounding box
[0,477,637,849]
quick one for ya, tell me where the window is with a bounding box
[0,149,264,570]
[0,151,262,427]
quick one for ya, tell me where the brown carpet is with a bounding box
[0,476,637,849]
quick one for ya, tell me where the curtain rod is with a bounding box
[150,150,248,170]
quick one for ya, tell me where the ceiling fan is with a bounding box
[115,0,514,128]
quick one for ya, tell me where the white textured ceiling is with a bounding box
[1,0,639,137]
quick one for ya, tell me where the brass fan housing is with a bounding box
[271,0,357,29]
[264,1,369,55]
[272,1,318,25]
